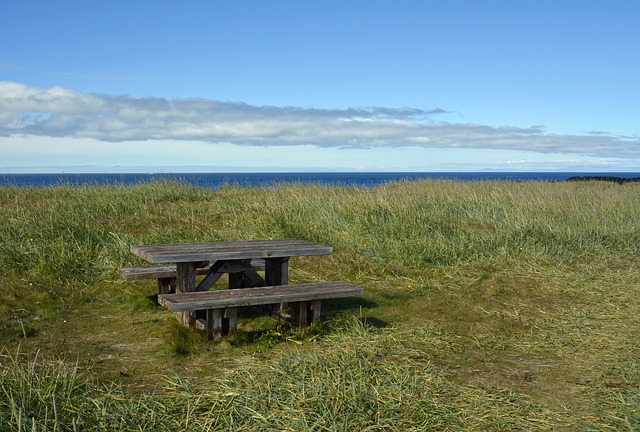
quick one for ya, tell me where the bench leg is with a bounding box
[206,308,238,342]
[157,277,173,296]
[207,309,223,342]
[224,307,238,337]
[310,300,322,324]
[291,300,322,327]
[291,301,309,328]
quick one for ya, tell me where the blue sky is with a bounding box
[1,0,639,173]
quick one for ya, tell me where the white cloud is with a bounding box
[1,81,639,159]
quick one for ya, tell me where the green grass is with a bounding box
[0,179,639,430]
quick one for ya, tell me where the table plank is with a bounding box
[131,239,332,264]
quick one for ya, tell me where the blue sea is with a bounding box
[1,172,639,188]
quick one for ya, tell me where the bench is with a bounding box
[118,259,266,294]
[158,281,364,341]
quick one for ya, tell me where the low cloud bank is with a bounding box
[1,81,638,158]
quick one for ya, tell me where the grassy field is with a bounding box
[0,179,638,431]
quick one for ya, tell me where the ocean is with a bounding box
[1,172,639,188]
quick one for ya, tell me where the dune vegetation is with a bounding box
[0,179,638,431]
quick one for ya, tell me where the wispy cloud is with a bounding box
[1,81,638,158]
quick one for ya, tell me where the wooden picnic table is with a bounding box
[130,239,333,325]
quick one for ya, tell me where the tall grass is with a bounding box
[0,319,572,431]
[0,348,187,431]
[1,180,637,289]
[1,179,639,430]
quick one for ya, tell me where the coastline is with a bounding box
[3,171,640,188]
[566,175,640,184]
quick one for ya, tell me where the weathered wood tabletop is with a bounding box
[130,239,332,264]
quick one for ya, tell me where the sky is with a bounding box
[1,0,639,173]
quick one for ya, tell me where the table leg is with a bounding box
[228,271,246,289]
[265,257,289,285]
[265,257,290,317]
[176,262,197,326]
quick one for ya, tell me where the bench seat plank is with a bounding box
[118,265,210,280]
[158,281,363,312]
[118,258,265,281]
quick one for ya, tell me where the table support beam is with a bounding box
[195,260,226,292]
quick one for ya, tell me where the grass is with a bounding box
[0,178,639,430]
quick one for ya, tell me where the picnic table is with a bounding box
[130,239,334,326]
